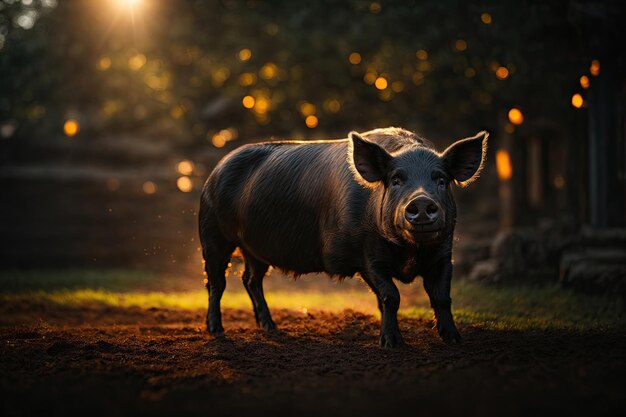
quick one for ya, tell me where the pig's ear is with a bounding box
[348,131,393,184]
[442,131,489,187]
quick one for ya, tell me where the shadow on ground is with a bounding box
[1,303,624,417]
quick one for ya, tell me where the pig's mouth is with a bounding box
[402,222,443,243]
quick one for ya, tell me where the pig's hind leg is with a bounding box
[202,237,235,334]
[199,198,235,334]
[241,252,276,332]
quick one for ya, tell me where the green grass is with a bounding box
[0,269,624,331]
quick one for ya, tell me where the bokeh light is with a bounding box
[238,48,252,61]
[363,72,376,85]
[97,56,111,71]
[305,115,318,128]
[455,39,467,51]
[590,60,600,76]
[177,176,193,192]
[238,73,256,87]
[508,108,524,125]
[142,181,157,194]
[496,150,513,180]
[348,52,362,65]
[496,66,509,80]
[481,13,492,24]
[571,93,584,108]
[210,128,237,148]
[374,77,388,90]
[579,75,590,89]
[128,53,146,71]
[259,63,278,79]
[177,160,194,175]
[242,95,255,109]
[63,119,79,137]
[299,102,316,117]
[324,99,341,113]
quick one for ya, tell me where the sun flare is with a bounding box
[116,0,141,8]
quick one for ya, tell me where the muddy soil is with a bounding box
[1,303,624,417]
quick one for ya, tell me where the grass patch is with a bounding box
[0,269,624,331]
[0,289,377,312]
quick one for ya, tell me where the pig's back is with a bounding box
[205,140,367,274]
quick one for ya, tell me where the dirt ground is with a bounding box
[1,301,625,417]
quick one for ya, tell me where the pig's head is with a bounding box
[348,130,488,246]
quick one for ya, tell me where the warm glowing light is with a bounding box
[299,102,316,116]
[455,39,467,51]
[363,72,377,85]
[305,115,318,128]
[590,60,600,76]
[369,2,381,13]
[324,99,341,113]
[579,75,590,89]
[177,176,193,192]
[348,52,362,65]
[254,97,270,114]
[495,66,509,80]
[117,0,140,7]
[63,119,79,137]
[97,56,111,70]
[571,93,584,108]
[212,133,226,148]
[128,53,146,71]
[481,13,492,24]
[496,150,513,180]
[177,160,194,175]
[374,77,388,90]
[508,108,524,125]
[238,48,252,61]
[416,49,428,60]
[242,95,255,109]
[259,63,278,79]
[238,72,256,87]
[210,129,236,148]
[142,181,157,194]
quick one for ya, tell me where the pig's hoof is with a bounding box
[438,325,462,344]
[207,322,224,335]
[379,331,405,348]
[261,320,277,332]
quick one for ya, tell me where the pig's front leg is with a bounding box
[361,270,404,348]
[423,256,461,344]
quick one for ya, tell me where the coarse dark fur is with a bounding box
[199,127,488,347]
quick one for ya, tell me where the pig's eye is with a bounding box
[391,175,402,186]
[437,177,446,188]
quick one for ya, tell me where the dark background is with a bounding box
[1,0,624,287]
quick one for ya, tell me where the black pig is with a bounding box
[199,127,488,347]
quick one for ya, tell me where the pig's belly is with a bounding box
[237,215,327,273]
[236,220,359,277]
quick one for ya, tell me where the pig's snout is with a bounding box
[404,195,440,226]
